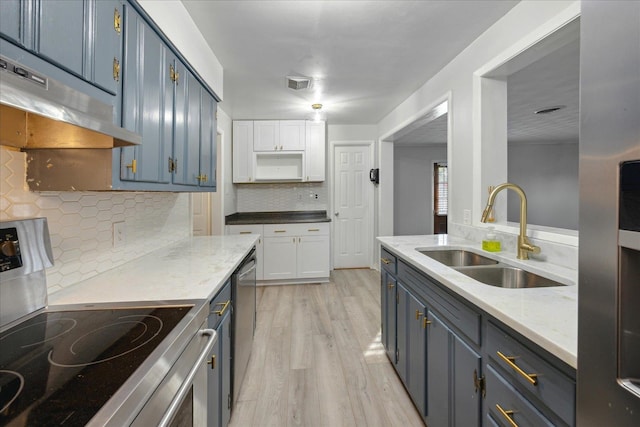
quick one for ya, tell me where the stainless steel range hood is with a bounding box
[0,56,140,149]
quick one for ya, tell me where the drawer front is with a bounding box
[486,365,555,427]
[298,223,330,236]
[209,280,232,330]
[487,322,575,426]
[398,261,481,345]
[263,223,298,237]
[227,224,264,236]
[380,247,397,275]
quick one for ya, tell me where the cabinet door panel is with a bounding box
[407,291,427,417]
[297,235,329,278]
[426,310,451,427]
[253,121,279,151]
[280,120,305,150]
[92,0,121,94]
[120,5,173,184]
[396,282,409,383]
[221,311,232,427]
[199,89,217,188]
[232,121,254,183]
[381,271,397,364]
[173,64,200,186]
[263,236,296,280]
[38,0,84,76]
[0,0,22,45]
[453,334,482,427]
[305,121,325,181]
[207,329,221,427]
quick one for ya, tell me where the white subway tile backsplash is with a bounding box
[236,182,328,212]
[1,147,191,295]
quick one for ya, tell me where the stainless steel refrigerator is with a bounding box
[578,2,640,426]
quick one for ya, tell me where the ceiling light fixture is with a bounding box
[312,103,323,122]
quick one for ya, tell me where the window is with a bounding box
[434,162,448,215]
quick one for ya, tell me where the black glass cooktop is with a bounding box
[0,306,190,426]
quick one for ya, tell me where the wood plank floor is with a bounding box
[229,269,425,427]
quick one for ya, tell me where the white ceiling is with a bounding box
[392,20,580,146]
[181,0,519,125]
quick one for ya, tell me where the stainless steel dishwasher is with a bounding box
[231,248,256,406]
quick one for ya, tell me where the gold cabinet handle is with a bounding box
[415,310,423,320]
[207,355,216,370]
[495,404,518,427]
[274,230,286,233]
[114,8,121,34]
[497,351,538,386]
[213,300,231,316]
[126,159,137,174]
[113,57,120,81]
[423,317,431,329]
[381,258,391,265]
[308,228,320,232]
[387,282,394,289]
[239,231,252,235]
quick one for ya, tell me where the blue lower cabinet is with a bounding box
[380,270,397,365]
[379,247,576,427]
[208,282,232,427]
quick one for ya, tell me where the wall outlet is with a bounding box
[463,209,471,225]
[113,221,126,248]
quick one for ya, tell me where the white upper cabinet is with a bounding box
[253,120,305,151]
[305,121,326,182]
[233,121,254,183]
[279,120,306,150]
[253,121,280,151]
[233,120,325,183]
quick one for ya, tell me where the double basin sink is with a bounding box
[419,249,566,288]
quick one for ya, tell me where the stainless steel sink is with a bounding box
[419,249,499,267]
[455,266,566,288]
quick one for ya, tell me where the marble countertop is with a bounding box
[49,235,259,305]
[225,210,331,225]
[378,234,578,369]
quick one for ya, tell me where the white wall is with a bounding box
[377,1,578,242]
[394,145,447,235]
[508,141,579,230]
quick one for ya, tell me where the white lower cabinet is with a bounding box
[228,222,330,283]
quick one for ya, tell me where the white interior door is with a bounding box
[333,144,372,268]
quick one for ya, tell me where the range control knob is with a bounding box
[1,240,17,257]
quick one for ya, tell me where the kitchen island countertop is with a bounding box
[378,234,578,369]
[49,235,258,305]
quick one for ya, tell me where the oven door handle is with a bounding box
[238,261,256,280]
[158,328,217,427]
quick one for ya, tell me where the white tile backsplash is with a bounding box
[236,182,327,212]
[1,147,191,295]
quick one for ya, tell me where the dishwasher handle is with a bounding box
[237,261,256,281]
[157,328,217,427]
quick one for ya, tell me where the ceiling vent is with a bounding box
[286,76,312,90]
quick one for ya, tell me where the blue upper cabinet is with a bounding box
[198,88,218,189]
[0,0,124,95]
[173,63,202,186]
[38,0,85,79]
[120,2,173,184]
[0,0,27,47]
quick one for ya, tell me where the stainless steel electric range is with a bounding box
[0,218,216,426]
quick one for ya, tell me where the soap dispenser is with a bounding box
[482,226,501,252]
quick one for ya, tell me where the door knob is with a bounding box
[334,212,339,216]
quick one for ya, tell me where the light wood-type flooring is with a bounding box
[229,269,425,427]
